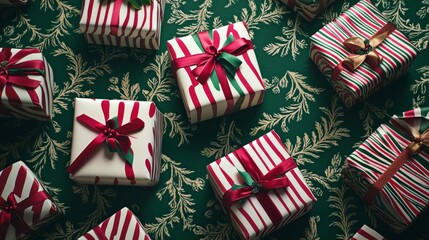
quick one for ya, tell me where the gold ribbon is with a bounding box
[336,22,396,73]
[407,128,429,155]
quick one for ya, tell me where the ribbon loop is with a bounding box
[67,114,145,175]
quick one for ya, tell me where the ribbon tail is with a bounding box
[0,212,12,240]
[222,187,252,209]
[115,118,145,134]
[67,134,106,175]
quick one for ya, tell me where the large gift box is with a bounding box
[310,0,418,107]
[78,207,151,240]
[351,225,385,240]
[343,107,429,232]
[280,0,335,21]
[79,0,164,49]
[0,48,54,120]
[207,130,316,239]
[68,98,163,186]
[167,21,265,123]
[0,161,61,239]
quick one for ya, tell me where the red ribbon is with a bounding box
[331,22,396,81]
[0,48,44,111]
[221,147,297,223]
[171,31,253,100]
[67,114,145,175]
[109,0,122,36]
[0,191,49,239]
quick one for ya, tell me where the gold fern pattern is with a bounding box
[300,216,321,240]
[201,118,242,159]
[250,71,324,135]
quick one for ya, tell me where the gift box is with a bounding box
[78,207,151,240]
[167,21,265,123]
[280,0,335,21]
[351,225,385,240]
[0,0,29,6]
[343,107,429,232]
[0,48,54,120]
[68,98,163,186]
[207,130,316,239]
[79,0,164,49]
[309,0,418,107]
[0,161,61,239]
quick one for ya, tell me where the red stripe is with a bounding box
[238,207,260,237]
[13,165,27,197]
[230,210,250,239]
[119,210,133,239]
[118,101,124,126]
[0,163,13,194]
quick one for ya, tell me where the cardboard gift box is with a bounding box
[167,21,265,123]
[0,161,61,239]
[310,0,418,107]
[351,225,385,240]
[0,48,54,120]
[280,0,335,21]
[79,0,164,49]
[78,207,151,240]
[207,130,316,239]
[344,107,429,232]
[68,98,163,186]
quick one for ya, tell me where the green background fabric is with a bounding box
[0,0,428,239]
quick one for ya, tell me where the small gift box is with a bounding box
[78,207,151,240]
[0,161,61,239]
[68,98,163,186]
[167,21,265,123]
[280,0,335,21]
[343,107,429,232]
[351,225,385,240]
[310,0,418,107]
[207,130,316,239]
[79,0,164,49]
[0,48,54,120]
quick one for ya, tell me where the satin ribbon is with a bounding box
[0,191,49,239]
[0,48,44,106]
[221,147,297,223]
[106,0,153,36]
[67,114,145,175]
[171,31,253,100]
[332,22,396,81]
[364,127,429,204]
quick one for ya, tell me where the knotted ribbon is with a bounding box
[364,123,429,204]
[103,0,153,36]
[0,191,49,239]
[67,114,145,175]
[332,22,396,81]
[0,48,44,107]
[171,31,253,101]
[221,147,297,223]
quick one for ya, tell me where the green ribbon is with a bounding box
[105,117,134,165]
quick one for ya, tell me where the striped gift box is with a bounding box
[79,0,164,49]
[310,0,418,107]
[79,207,151,240]
[207,130,316,239]
[0,48,54,120]
[0,161,61,239]
[167,21,265,123]
[344,108,429,232]
[280,0,335,21]
[69,98,163,186]
[351,225,385,240]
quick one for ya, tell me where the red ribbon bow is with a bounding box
[67,114,145,175]
[222,147,297,223]
[0,191,49,239]
[171,31,253,100]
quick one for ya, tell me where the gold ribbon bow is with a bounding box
[407,128,429,155]
[334,22,396,76]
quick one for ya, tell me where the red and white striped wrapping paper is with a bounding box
[280,0,335,21]
[207,130,316,239]
[79,207,151,240]
[0,48,54,120]
[351,225,385,240]
[309,0,418,107]
[69,98,163,186]
[0,161,60,239]
[167,21,265,123]
[344,107,429,233]
[79,0,164,49]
